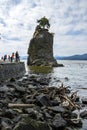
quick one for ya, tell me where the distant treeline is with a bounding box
[55,53,87,60]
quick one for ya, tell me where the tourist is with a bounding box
[4,55,7,61]
[15,51,20,62]
[11,53,14,62]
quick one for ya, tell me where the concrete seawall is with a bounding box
[0,62,25,81]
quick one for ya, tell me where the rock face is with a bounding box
[27,29,60,67]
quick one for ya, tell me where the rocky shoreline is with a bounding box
[0,73,87,130]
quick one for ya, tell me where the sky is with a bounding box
[0,0,87,57]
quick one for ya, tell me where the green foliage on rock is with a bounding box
[37,16,50,29]
[29,66,53,74]
[13,117,50,130]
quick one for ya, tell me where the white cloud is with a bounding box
[0,0,87,58]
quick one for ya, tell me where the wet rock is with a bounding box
[0,85,9,93]
[65,88,71,94]
[25,98,35,104]
[23,108,38,119]
[53,114,67,129]
[5,92,14,100]
[1,117,13,128]
[36,77,49,85]
[1,120,12,130]
[65,77,69,81]
[36,93,52,106]
[71,112,77,119]
[3,109,15,119]
[12,116,22,126]
[0,103,3,109]
[75,96,80,102]
[0,100,8,108]
[62,111,71,119]
[13,118,51,130]
[69,118,82,127]
[43,111,52,119]
[6,83,17,88]
[10,78,16,82]
[82,98,87,104]
[15,85,26,93]
[1,121,11,130]
[80,110,87,118]
[48,106,67,113]
[51,100,60,106]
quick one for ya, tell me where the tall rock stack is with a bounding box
[27,17,63,67]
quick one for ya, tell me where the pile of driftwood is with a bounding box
[8,83,80,110]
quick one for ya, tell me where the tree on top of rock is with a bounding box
[37,16,50,29]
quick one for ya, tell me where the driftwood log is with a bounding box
[8,103,35,108]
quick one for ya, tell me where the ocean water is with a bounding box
[50,60,87,98]
[24,60,87,129]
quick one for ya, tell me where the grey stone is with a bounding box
[15,85,26,93]
[1,117,13,127]
[82,98,87,104]
[80,110,87,118]
[43,111,52,119]
[36,93,52,106]
[3,109,16,119]
[1,121,11,130]
[0,85,9,93]
[53,114,67,129]
[48,106,66,113]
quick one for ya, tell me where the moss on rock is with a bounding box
[13,117,51,130]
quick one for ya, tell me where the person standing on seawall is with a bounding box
[15,51,20,62]
[11,52,14,62]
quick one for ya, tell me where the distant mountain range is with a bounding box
[56,53,87,60]
[20,53,87,61]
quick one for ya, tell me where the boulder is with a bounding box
[82,98,87,104]
[80,110,87,118]
[36,93,52,106]
[53,114,67,129]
